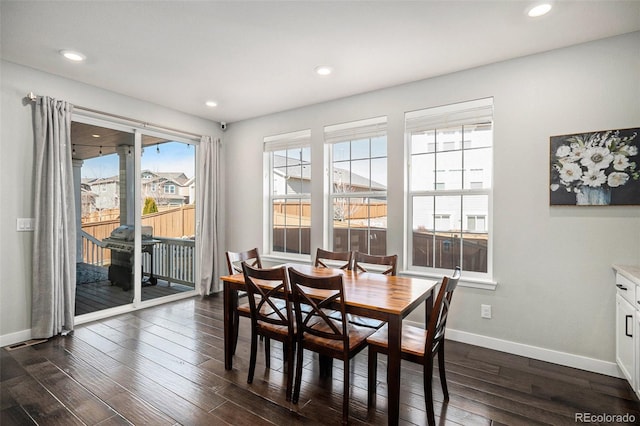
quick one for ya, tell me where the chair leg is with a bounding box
[292,344,304,404]
[438,344,449,401]
[232,310,240,355]
[342,358,349,425]
[319,355,333,378]
[248,327,258,384]
[285,341,295,402]
[367,347,378,408]
[265,337,271,369]
[424,357,435,426]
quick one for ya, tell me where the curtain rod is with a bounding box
[26,92,205,140]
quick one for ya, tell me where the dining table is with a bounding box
[220,263,439,426]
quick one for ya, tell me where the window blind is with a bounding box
[264,129,311,152]
[405,97,493,132]
[324,116,387,144]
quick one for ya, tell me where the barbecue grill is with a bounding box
[103,225,160,290]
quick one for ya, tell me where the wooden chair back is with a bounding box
[426,266,461,357]
[288,268,347,349]
[225,248,262,274]
[353,252,398,275]
[241,263,293,333]
[314,248,353,270]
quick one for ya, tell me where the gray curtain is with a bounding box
[31,96,76,338]
[197,136,221,294]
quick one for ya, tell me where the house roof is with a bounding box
[273,154,385,191]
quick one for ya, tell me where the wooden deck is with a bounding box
[75,263,194,316]
[2,295,638,425]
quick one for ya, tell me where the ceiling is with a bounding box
[71,122,167,160]
[2,1,639,124]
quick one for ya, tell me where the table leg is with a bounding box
[387,314,401,426]
[424,288,434,327]
[223,282,235,370]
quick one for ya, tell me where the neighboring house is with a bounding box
[83,170,192,215]
[272,153,385,195]
[80,182,97,216]
[83,176,119,210]
[141,170,191,206]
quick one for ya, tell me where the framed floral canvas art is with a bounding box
[550,127,639,206]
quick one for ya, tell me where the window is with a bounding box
[164,184,176,194]
[265,130,311,255]
[467,215,486,232]
[325,117,387,255]
[406,98,493,277]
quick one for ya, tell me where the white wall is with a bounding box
[0,61,221,344]
[223,32,640,374]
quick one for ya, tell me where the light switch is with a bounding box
[17,218,35,232]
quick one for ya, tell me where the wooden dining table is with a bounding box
[220,263,438,426]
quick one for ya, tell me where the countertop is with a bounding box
[613,264,640,286]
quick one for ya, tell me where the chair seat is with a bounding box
[347,315,386,329]
[325,310,385,329]
[304,319,376,354]
[366,323,429,359]
[258,321,296,337]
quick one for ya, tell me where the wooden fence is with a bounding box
[81,205,195,240]
[80,205,195,265]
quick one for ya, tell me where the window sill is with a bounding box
[263,253,312,266]
[398,270,498,291]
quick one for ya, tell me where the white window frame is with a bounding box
[264,129,312,258]
[324,116,388,255]
[405,98,494,282]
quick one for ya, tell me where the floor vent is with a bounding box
[5,339,48,351]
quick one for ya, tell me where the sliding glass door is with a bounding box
[139,135,197,302]
[73,119,197,319]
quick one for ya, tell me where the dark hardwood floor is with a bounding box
[2,295,638,425]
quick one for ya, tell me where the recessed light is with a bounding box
[92,134,100,138]
[527,3,552,17]
[205,100,218,107]
[314,65,333,76]
[59,49,86,62]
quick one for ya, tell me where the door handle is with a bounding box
[625,315,633,338]
[616,284,628,291]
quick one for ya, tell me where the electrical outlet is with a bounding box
[481,304,492,319]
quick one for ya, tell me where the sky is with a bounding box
[81,141,195,180]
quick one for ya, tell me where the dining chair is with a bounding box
[288,267,376,425]
[314,248,353,270]
[225,248,264,354]
[366,266,461,426]
[241,263,296,401]
[349,252,399,329]
[353,251,398,276]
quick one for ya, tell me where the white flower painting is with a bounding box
[550,128,640,205]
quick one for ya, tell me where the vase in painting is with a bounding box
[576,186,611,205]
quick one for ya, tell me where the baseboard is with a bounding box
[447,328,622,378]
[0,329,32,348]
[404,320,622,379]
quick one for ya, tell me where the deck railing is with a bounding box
[81,230,108,266]
[143,237,195,288]
[81,231,195,288]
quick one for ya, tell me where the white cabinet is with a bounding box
[613,265,640,400]
[616,293,635,385]
[636,310,640,399]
